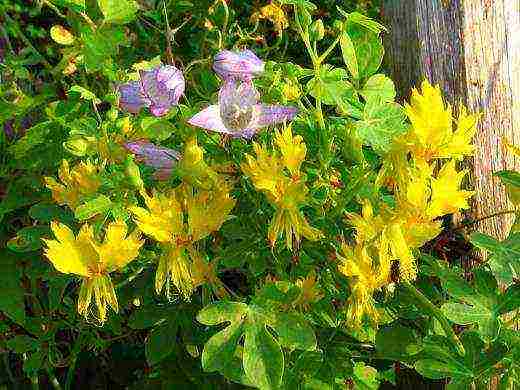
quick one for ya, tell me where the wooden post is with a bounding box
[382,0,520,241]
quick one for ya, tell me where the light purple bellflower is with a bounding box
[124,140,181,180]
[188,79,298,139]
[213,49,265,81]
[119,64,185,117]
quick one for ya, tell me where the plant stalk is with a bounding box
[402,281,465,356]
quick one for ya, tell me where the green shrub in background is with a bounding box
[0,0,518,389]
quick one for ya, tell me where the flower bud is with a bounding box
[125,156,144,190]
[213,49,264,81]
[310,19,325,41]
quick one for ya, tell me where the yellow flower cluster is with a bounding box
[241,126,321,250]
[339,80,477,326]
[131,139,235,300]
[43,220,143,324]
[44,160,102,210]
[250,2,289,35]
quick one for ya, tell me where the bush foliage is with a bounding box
[0,0,519,389]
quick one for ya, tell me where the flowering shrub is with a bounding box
[1,0,519,389]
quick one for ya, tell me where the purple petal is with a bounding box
[188,105,231,134]
[3,119,15,140]
[213,49,264,81]
[140,65,185,117]
[118,81,146,114]
[251,104,298,128]
[218,80,259,132]
[124,140,181,172]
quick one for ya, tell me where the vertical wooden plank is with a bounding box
[382,0,520,242]
[461,0,520,240]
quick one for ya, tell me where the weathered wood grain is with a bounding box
[382,0,520,241]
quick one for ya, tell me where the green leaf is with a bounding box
[415,359,473,380]
[471,232,520,285]
[495,170,520,188]
[145,321,178,366]
[343,23,384,79]
[128,307,169,329]
[7,335,39,353]
[270,312,316,351]
[81,26,125,73]
[306,66,355,107]
[441,302,493,325]
[496,284,520,315]
[352,362,380,390]
[340,32,358,79]
[360,74,396,103]
[375,324,421,361]
[9,122,53,159]
[74,194,112,220]
[202,321,244,373]
[69,85,101,105]
[198,300,316,389]
[0,250,26,324]
[139,117,177,142]
[337,8,387,34]
[7,226,51,252]
[98,0,138,24]
[243,322,284,390]
[29,203,74,224]
[23,350,45,376]
[355,98,407,153]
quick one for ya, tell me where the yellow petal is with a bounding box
[427,160,474,219]
[132,190,183,243]
[274,126,306,176]
[92,219,143,273]
[43,222,96,277]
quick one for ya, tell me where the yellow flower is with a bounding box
[242,143,286,202]
[242,131,321,250]
[176,137,219,189]
[404,80,478,162]
[347,200,385,245]
[294,271,323,310]
[44,160,101,209]
[339,244,390,326]
[156,244,193,300]
[502,137,520,158]
[131,190,183,243]
[42,220,143,324]
[274,126,306,177]
[184,183,236,242]
[281,81,301,102]
[132,183,235,298]
[427,160,474,219]
[250,3,288,35]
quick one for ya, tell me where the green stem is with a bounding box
[4,13,53,71]
[402,281,465,356]
[293,7,319,68]
[47,368,63,390]
[318,34,341,64]
[115,266,145,289]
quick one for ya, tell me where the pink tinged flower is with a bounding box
[213,49,265,81]
[118,64,185,117]
[124,140,181,180]
[188,79,298,139]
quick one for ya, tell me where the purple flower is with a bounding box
[124,140,181,180]
[188,79,298,139]
[3,119,14,140]
[118,64,185,117]
[213,49,265,81]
